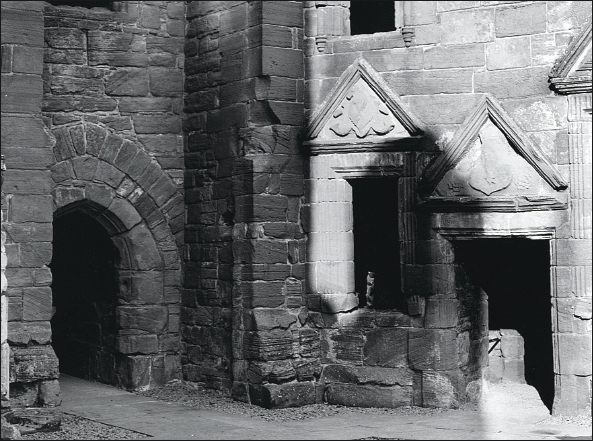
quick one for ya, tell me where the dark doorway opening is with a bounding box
[350,177,404,310]
[50,211,119,385]
[454,238,554,411]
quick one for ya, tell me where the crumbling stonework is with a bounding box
[1,0,591,417]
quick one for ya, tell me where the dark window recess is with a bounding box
[350,1,396,35]
[351,177,404,310]
[48,1,113,10]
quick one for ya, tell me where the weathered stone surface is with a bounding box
[116,334,159,355]
[116,306,168,333]
[502,359,526,383]
[149,68,183,97]
[423,44,484,70]
[326,383,413,408]
[268,360,296,383]
[244,309,297,331]
[409,329,457,371]
[243,329,294,361]
[553,373,592,416]
[556,334,592,375]
[500,331,525,359]
[1,415,22,440]
[488,356,505,383]
[321,365,414,386]
[501,96,568,132]
[422,371,459,408]
[105,68,149,96]
[363,328,408,368]
[474,67,551,99]
[12,46,43,75]
[133,115,182,134]
[7,322,51,346]
[574,298,592,320]
[495,2,546,37]
[383,69,473,96]
[249,382,316,408]
[424,299,458,329]
[1,8,44,46]
[547,1,592,32]
[87,31,133,51]
[294,359,322,381]
[239,281,285,308]
[12,346,59,382]
[363,48,423,72]
[486,36,531,70]
[2,75,43,114]
[124,223,164,270]
[3,408,62,433]
[440,9,495,45]
[329,330,364,364]
[116,355,151,391]
[8,382,38,408]
[38,380,61,407]
[22,287,52,321]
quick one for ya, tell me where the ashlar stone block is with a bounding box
[363,328,408,368]
[495,3,546,37]
[422,371,459,408]
[12,346,59,382]
[440,9,495,45]
[326,383,412,408]
[249,382,316,409]
[486,36,531,71]
[409,329,458,371]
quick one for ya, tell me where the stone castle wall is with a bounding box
[2,0,188,406]
[299,0,591,414]
[1,0,590,416]
[182,1,311,405]
[2,1,60,407]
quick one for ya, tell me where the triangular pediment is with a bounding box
[550,19,592,94]
[420,95,568,199]
[304,59,424,153]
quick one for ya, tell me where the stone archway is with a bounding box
[49,122,184,390]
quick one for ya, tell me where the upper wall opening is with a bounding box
[350,1,396,35]
[48,1,114,10]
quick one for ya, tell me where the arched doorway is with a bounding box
[50,211,120,384]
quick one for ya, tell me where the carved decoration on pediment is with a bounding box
[304,58,425,154]
[435,121,540,198]
[419,95,568,212]
[550,18,592,94]
[327,79,408,139]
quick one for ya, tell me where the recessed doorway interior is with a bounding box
[50,211,119,385]
[454,238,555,411]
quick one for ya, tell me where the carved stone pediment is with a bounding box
[419,95,568,212]
[304,59,424,154]
[550,19,592,94]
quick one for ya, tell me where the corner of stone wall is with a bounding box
[2,0,60,409]
[182,1,313,406]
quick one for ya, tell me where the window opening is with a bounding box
[351,177,403,310]
[48,1,114,10]
[350,1,396,35]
